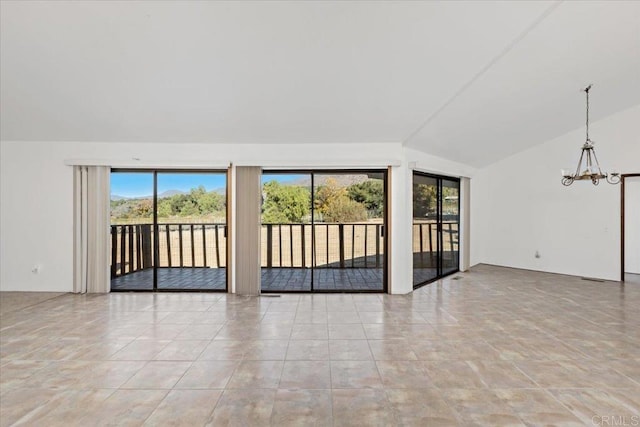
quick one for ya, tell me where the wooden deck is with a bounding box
[110,267,386,292]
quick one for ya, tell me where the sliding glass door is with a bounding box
[312,172,386,291]
[156,172,227,290]
[110,172,155,290]
[441,178,460,277]
[412,172,460,288]
[261,173,313,291]
[110,170,227,291]
[261,170,387,292]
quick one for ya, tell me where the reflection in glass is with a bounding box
[312,172,385,292]
[109,171,227,291]
[260,173,312,291]
[412,175,439,286]
[110,172,155,290]
[156,172,227,290]
[260,171,386,292]
[413,173,460,288]
[441,179,459,276]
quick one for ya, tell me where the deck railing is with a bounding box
[110,223,227,278]
[110,221,458,279]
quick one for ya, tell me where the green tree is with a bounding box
[347,180,384,218]
[197,191,225,214]
[320,195,368,222]
[157,198,172,218]
[413,183,437,218]
[179,200,199,217]
[316,178,367,222]
[262,181,310,223]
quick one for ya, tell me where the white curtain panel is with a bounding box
[73,166,111,293]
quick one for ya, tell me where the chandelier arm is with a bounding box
[606,174,621,185]
[575,147,586,177]
[590,146,605,176]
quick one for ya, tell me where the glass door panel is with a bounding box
[156,172,227,291]
[441,178,460,276]
[413,173,460,288]
[412,174,439,287]
[110,172,155,291]
[261,173,312,291]
[312,172,385,292]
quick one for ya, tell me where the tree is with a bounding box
[320,195,368,222]
[193,187,225,214]
[316,178,367,222]
[262,181,310,223]
[132,199,153,218]
[413,183,437,218]
[347,180,384,218]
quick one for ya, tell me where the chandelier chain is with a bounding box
[585,84,591,142]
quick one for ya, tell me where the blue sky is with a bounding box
[261,174,306,184]
[111,172,307,198]
[111,172,226,198]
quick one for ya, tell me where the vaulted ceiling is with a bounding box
[1,1,639,167]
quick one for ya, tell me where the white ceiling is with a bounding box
[1,1,639,167]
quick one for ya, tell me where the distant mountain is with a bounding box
[111,188,222,201]
[158,189,186,198]
[279,175,371,188]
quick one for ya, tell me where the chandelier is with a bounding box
[561,85,620,186]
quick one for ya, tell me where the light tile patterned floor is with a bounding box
[1,264,639,426]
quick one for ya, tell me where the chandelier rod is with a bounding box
[584,84,592,142]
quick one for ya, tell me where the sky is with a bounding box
[111,172,306,198]
[111,172,226,198]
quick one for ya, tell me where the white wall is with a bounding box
[625,177,640,274]
[471,104,640,281]
[0,140,474,293]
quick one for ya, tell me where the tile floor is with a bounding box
[1,264,639,426]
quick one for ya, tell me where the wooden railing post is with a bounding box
[278,224,283,267]
[351,225,355,268]
[165,224,172,267]
[364,224,368,268]
[300,224,306,268]
[419,224,424,263]
[136,225,142,271]
[288,224,293,267]
[110,226,117,278]
[190,224,195,267]
[448,222,455,254]
[325,224,329,267]
[127,225,134,273]
[202,225,207,267]
[266,224,273,268]
[214,225,221,267]
[141,224,152,270]
[428,223,434,264]
[120,225,126,275]
[178,224,184,267]
[338,224,345,269]
[375,224,381,268]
